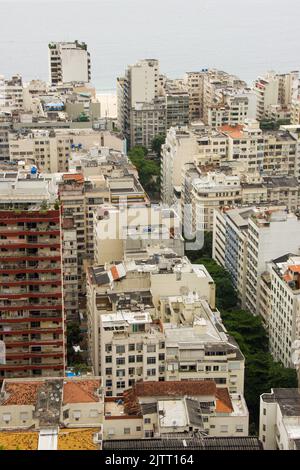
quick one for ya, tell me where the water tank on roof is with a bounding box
[31,166,37,175]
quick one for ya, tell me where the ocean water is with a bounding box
[0,0,300,91]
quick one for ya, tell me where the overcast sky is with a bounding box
[0,0,299,90]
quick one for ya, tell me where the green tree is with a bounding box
[128,145,161,199]
[151,134,165,158]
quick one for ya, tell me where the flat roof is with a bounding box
[158,400,188,428]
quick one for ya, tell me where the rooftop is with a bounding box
[103,436,262,450]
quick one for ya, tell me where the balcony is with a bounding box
[0,241,60,249]
[0,327,63,335]
[0,254,61,262]
[0,279,62,286]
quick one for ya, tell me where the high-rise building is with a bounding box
[117,59,159,148]
[48,41,91,86]
[0,209,65,380]
[253,71,299,120]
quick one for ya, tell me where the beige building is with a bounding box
[104,380,248,440]
[259,388,300,450]
[9,128,124,173]
[93,205,183,265]
[267,254,300,367]
[129,97,166,150]
[253,71,299,120]
[86,250,220,385]
[49,41,91,86]
[0,376,103,450]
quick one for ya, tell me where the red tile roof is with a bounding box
[3,382,45,406]
[133,380,217,397]
[62,173,84,183]
[216,388,233,413]
[123,380,219,416]
[63,380,100,404]
[220,124,244,139]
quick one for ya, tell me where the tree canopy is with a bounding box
[128,145,161,199]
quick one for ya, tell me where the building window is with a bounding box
[235,425,243,433]
[116,345,125,354]
[263,424,266,431]
[136,355,143,362]
[147,357,156,364]
[106,380,112,387]
[144,418,151,424]
[105,344,112,353]
[136,426,141,432]
[105,356,112,363]
[147,345,156,353]
[105,368,112,375]
[263,408,266,416]
[124,428,131,435]
[129,368,135,375]
[147,369,156,376]
[129,344,135,351]
[116,357,125,365]
[116,381,125,389]
[129,356,135,363]
[116,370,125,377]
[136,343,143,351]
[159,354,165,361]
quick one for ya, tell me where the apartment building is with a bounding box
[212,206,300,315]
[267,255,300,367]
[161,126,198,205]
[9,128,124,173]
[129,97,166,149]
[103,380,248,440]
[165,89,189,131]
[86,250,217,376]
[0,209,65,380]
[117,59,159,147]
[182,168,242,232]
[183,70,208,121]
[99,311,165,396]
[49,41,91,86]
[0,112,13,161]
[213,207,255,308]
[259,388,300,450]
[0,376,103,450]
[93,205,183,265]
[253,71,299,120]
[61,217,79,322]
[245,210,300,316]
[0,75,24,111]
[207,91,257,130]
[160,293,245,394]
[202,71,248,125]
[291,98,300,125]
